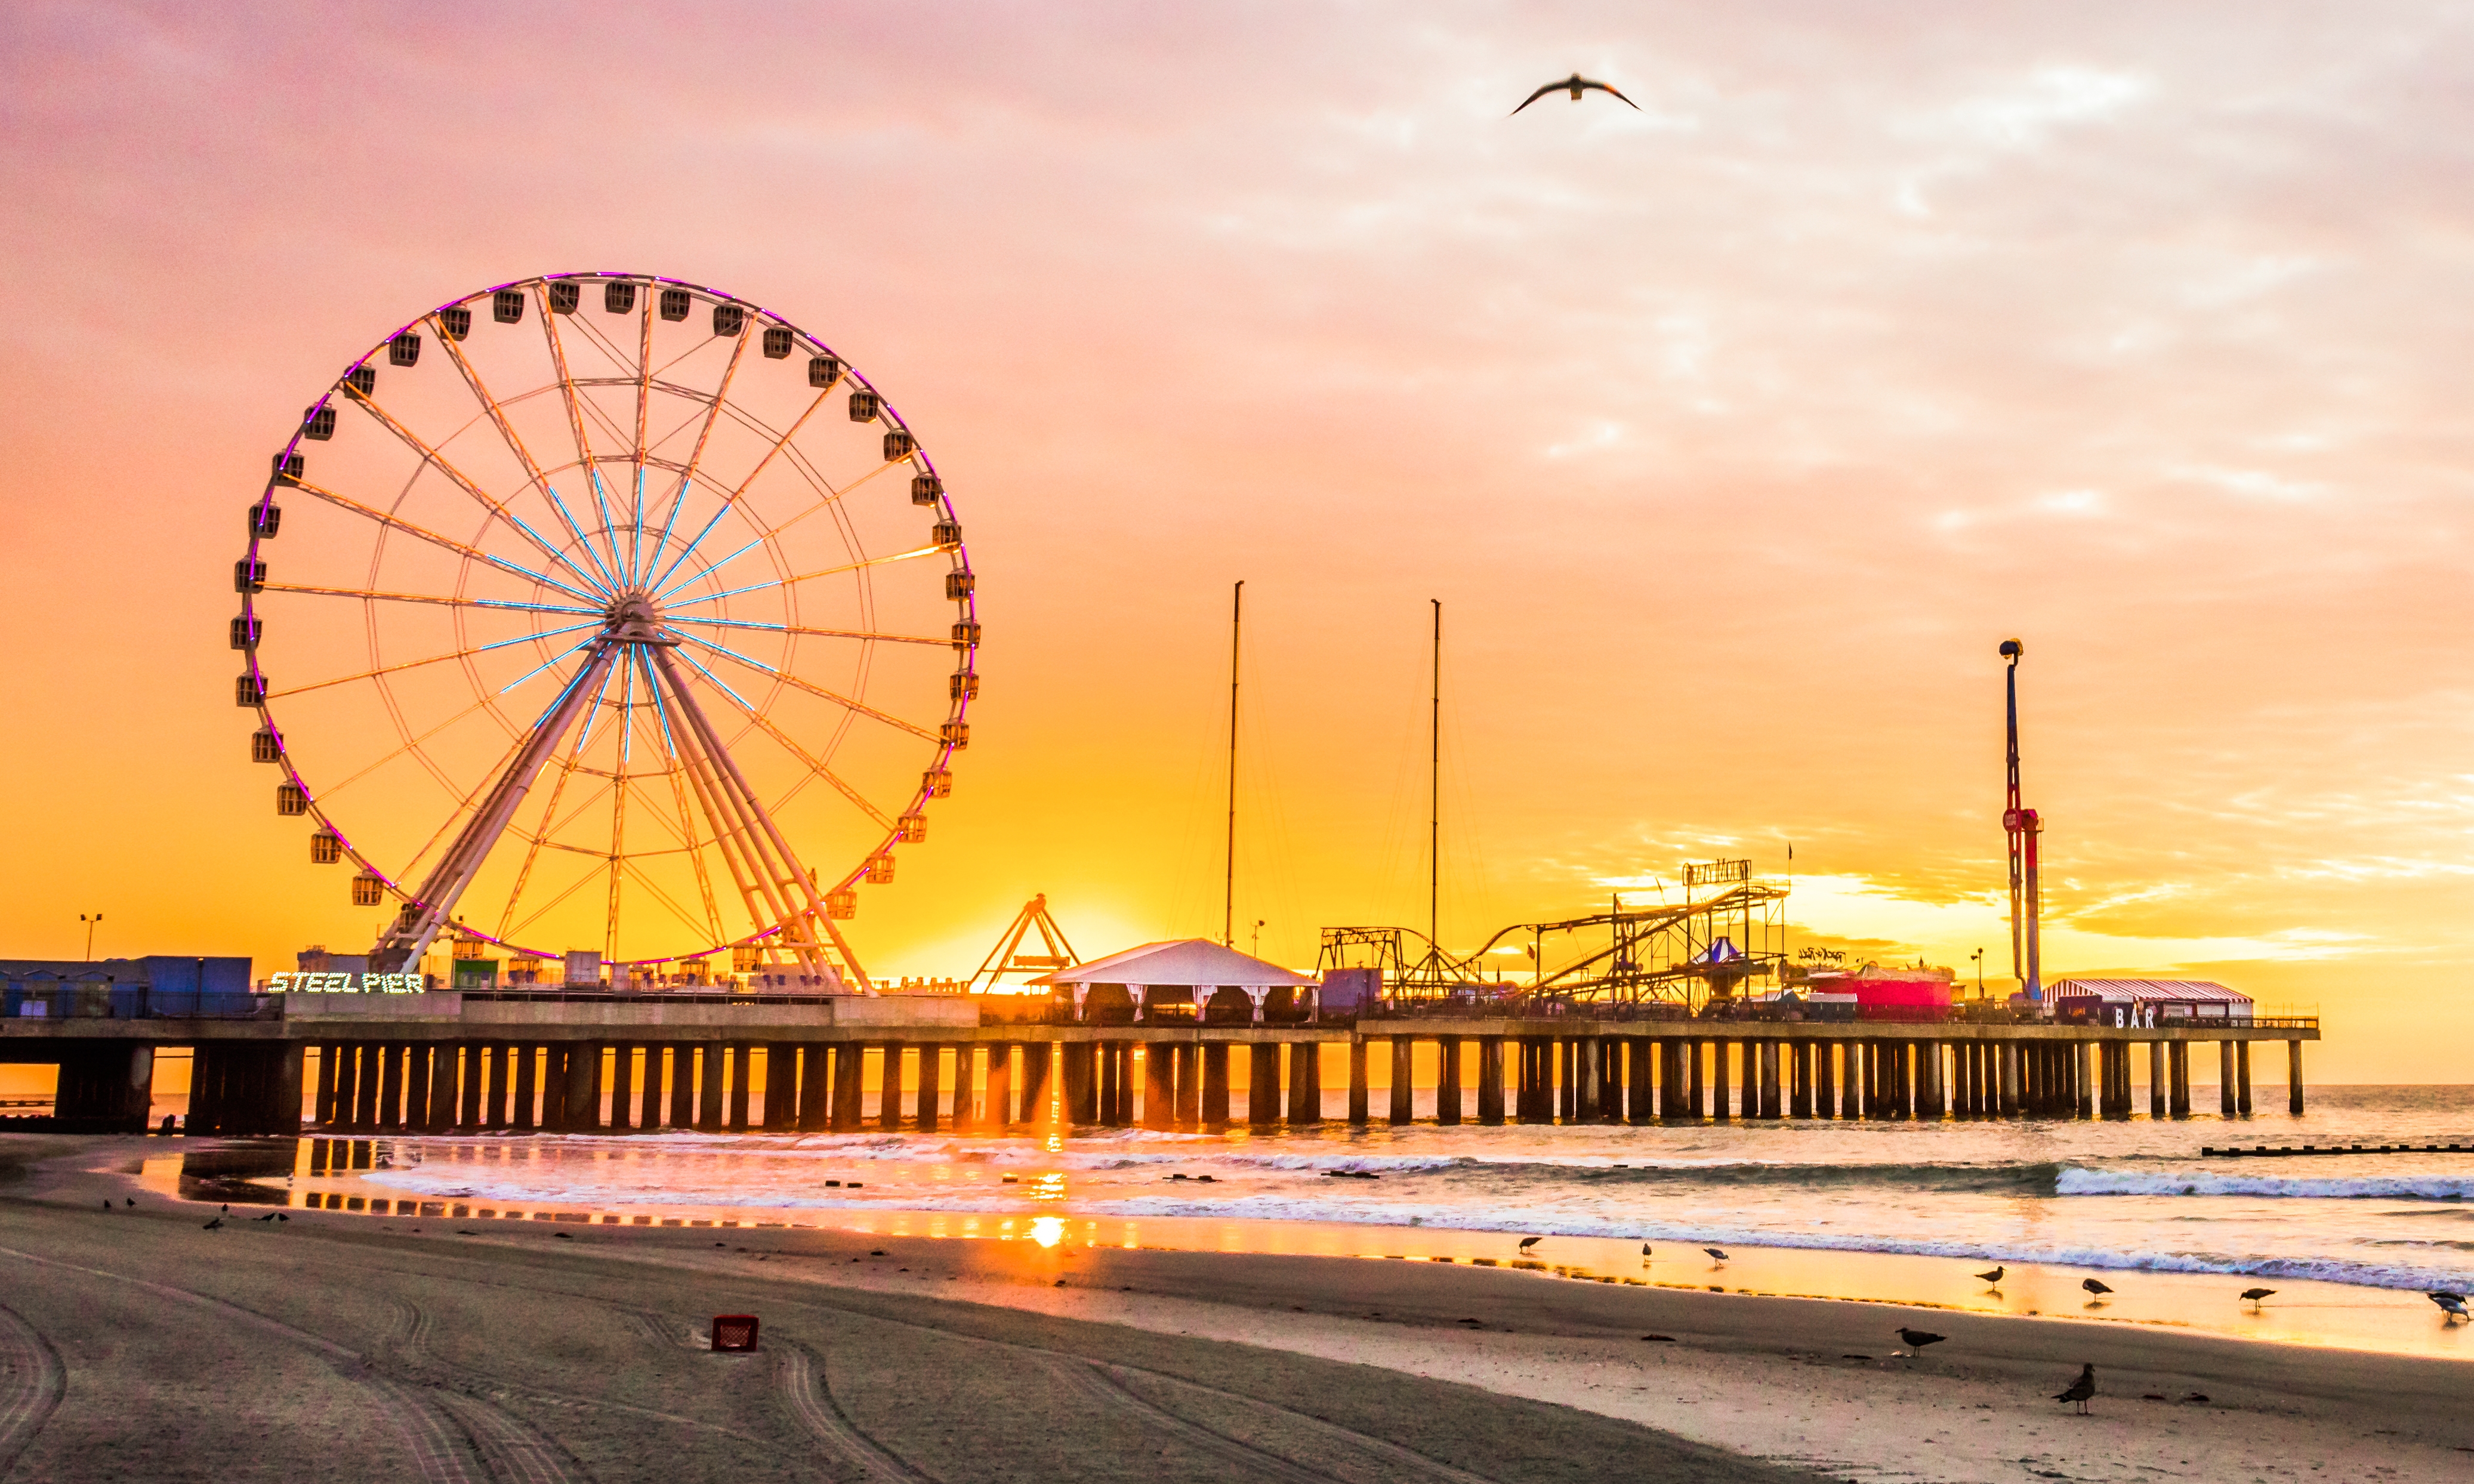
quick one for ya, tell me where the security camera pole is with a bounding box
[2000,640,2042,1003]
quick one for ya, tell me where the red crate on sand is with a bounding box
[712,1315,760,1352]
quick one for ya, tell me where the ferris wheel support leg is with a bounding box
[370,643,621,974]
[648,646,874,994]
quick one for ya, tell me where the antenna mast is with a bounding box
[1429,598,1441,957]
[1224,580,1244,948]
[2000,638,2043,1001]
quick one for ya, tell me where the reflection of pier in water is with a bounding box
[7,988,2319,1135]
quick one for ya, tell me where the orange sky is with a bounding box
[5,3,2471,1079]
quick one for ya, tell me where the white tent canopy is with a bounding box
[1030,939,1316,1022]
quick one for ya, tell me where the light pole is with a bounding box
[1972,948,1984,997]
[79,913,101,962]
[1251,919,1266,957]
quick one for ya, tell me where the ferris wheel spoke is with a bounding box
[259,582,603,618]
[630,296,655,586]
[646,456,908,604]
[264,620,602,701]
[667,646,897,831]
[534,292,637,590]
[290,476,604,607]
[601,650,643,958]
[309,689,507,804]
[341,382,606,597]
[435,323,624,596]
[660,542,946,610]
[498,634,605,701]
[670,630,940,743]
[641,494,735,599]
[658,613,948,646]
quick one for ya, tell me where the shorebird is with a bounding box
[2081,1278,2114,1300]
[201,1217,223,1231]
[2240,1287,2275,1308]
[1518,1236,1543,1251]
[1641,1244,1654,1260]
[123,1197,133,1207]
[1511,73,1641,115]
[1704,1247,1730,1262]
[100,1199,110,1211]
[2054,1363,2097,1414]
[1975,1266,2005,1286]
[1895,1328,1946,1357]
[2431,1292,2470,1322]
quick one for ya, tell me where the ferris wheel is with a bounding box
[233,272,979,991]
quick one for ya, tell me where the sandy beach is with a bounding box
[7,1137,2472,1483]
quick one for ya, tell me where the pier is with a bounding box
[0,991,2318,1134]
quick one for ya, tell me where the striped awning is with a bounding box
[2049,977,2251,1004]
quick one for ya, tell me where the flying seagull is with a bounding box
[1704,1247,1730,1262]
[1895,1328,1945,1356]
[1511,73,1641,115]
[1975,1266,2005,1286]
[1518,1236,1543,1251]
[2054,1363,2097,1414]
[2240,1288,2275,1307]
[2081,1278,2113,1298]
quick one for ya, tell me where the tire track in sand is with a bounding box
[778,1344,936,1484]
[0,1300,65,1476]
[383,1298,590,1484]
[0,1246,482,1483]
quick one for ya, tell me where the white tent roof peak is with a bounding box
[1029,939,1316,989]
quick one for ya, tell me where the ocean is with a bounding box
[149,1084,2474,1359]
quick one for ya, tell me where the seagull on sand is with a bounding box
[2054,1363,2097,1414]
[1518,1236,1543,1252]
[2240,1288,2275,1308]
[201,1217,223,1231]
[1704,1247,1730,1262]
[2431,1292,2470,1322]
[2081,1278,2113,1300]
[1895,1328,1945,1357]
[1975,1266,2005,1286]
[1511,73,1641,115]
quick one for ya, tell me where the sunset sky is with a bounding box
[5,3,2471,1079]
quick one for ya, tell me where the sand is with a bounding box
[7,1137,2472,1483]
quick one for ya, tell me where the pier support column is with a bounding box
[829,1044,863,1130]
[1814,1041,1836,1119]
[1920,1040,1944,1119]
[723,1044,749,1131]
[666,1044,693,1129]
[378,1045,405,1131]
[1287,1042,1322,1125]
[314,1045,339,1127]
[985,1044,1014,1128]
[1755,1041,1777,1118]
[600,1045,629,1133]
[456,1044,483,1129]
[1096,1044,1121,1126]
[1171,1044,1199,1128]
[1389,1038,1415,1124]
[1476,1038,1506,1125]
[504,1044,532,1131]
[1515,1039,1547,1125]
[795,1044,827,1131]
[1995,1042,2018,1118]
[634,1044,662,1130]
[1688,1039,1708,1119]
[871,1043,900,1130]
[483,1044,507,1128]
[404,1045,433,1133]
[916,1043,943,1131]
[1143,1042,1175,1128]
[2168,1041,2191,1118]
[2219,1042,2237,1118]
[1627,1039,1655,1123]
[331,1044,360,1130]
[2287,1040,2304,1115]
[1349,1039,1371,1126]
[569,1041,601,1131]
[1023,1043,1054,1124]
[2146,1041,2166,1119]
[1574,1038,1600,1123]
[1202,1043,1230,1128]
[430,1045,461,1131]
[1787,1041,1809,1119]
[1248,1043,1279,1126]
[2236,1041,2253,1116]
[1436,1037,1463,1125]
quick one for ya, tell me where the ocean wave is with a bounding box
[2057,1168,2474,1201]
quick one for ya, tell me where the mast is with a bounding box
[2000,638,2041,1000]
[1224,580,1243,948]
[1429,598,1440,959]
[2005,642,2022,983]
